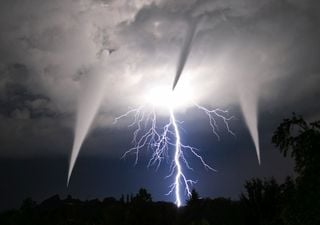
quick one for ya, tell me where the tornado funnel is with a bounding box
[68,72,107,185]
[172,21,197,90]
[239,88,261,164]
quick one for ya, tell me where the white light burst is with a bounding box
[114,84,234,207]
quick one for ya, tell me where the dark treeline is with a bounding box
[1,115,319,225]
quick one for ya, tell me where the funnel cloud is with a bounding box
[68,70,108,184]
[239,87,260,164]
[172,20,197,90]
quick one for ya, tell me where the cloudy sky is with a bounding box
[1,0,320,210]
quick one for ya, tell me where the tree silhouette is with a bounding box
[132,188,152,203]
[240,178,283,225]
[272,114,320,225]
[272,114,320,175]
[187,189,200,206]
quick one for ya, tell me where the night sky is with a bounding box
[1,0,320,211]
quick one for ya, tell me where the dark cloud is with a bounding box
[0,63,58,119]
[0,0,319,210]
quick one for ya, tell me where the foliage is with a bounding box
[187,189,200,206]
[132,188,152,203]
[239,114,320,225]
[272,114,320,225]
[240,177,291,225]
[272,114,320,175]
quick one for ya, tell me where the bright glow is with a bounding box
[144,84,194,109]
[114,88,234,206]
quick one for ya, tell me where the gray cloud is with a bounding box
[0,0,319,158]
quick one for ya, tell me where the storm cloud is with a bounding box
[1,0,320,212]
[0,0,319,158]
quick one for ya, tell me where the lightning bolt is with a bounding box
[114,98,234,206]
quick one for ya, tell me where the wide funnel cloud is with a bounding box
[68,70,108,184]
